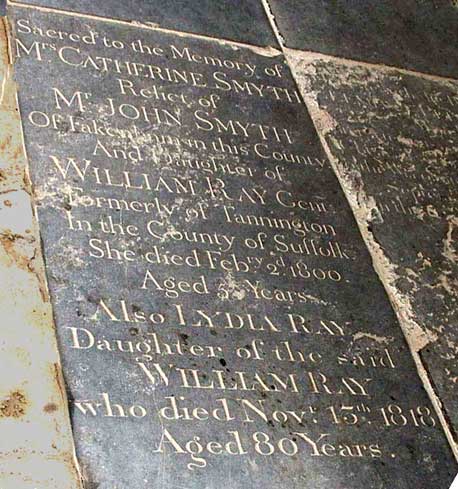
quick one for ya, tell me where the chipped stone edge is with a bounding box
[282,47,458,461]
[0,14,84,489]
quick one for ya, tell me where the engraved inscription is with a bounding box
[10,7,456,489]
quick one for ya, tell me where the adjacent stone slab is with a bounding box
[287,51,458,447]
[8,0,278,47]
[10,6,457,488]
[269,0,458,78]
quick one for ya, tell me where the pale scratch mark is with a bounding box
[443,216,458,263]
[353,332,394,345]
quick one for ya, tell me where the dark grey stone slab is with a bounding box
[287,52,458,444]
[10,6,457,488]
[269,0,458,78]
[9,0,278,47]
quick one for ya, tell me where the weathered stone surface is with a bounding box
[0,14,82,489]
[268,0,458,78]
[9,5,457,488]
[8,0,278,47]
[286,50,458,451]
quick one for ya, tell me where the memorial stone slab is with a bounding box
[286,52,458,445]
[8,0,278,47]
[9,5,457,488]
[268,0,458,78]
